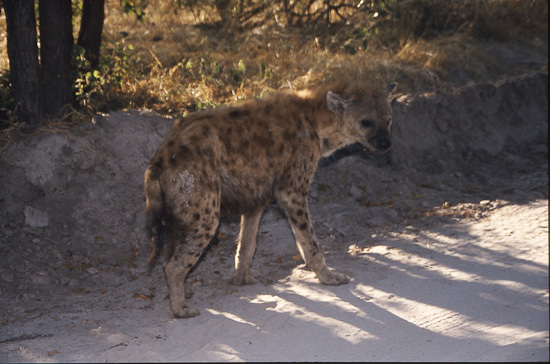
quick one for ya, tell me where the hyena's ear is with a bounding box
[384,83,397,99]
[327,91,350,115]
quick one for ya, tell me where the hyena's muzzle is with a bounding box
[367,128,391,153]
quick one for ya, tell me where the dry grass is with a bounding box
[0,0,547,123]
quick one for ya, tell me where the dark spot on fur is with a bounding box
[180,145,191,156]
[153,157,164,170]
[264,105,272,115]
[186,263,193,268]
[190,134,201,144]
[290,216,297,224]
[283,130,293,141]
[208,158,216,170]
[305,115,314,127]
[193,213,201,221]
[299,223,308,231]
[204,208,211,215]
[296,209,304,216]
[322,138,331,149]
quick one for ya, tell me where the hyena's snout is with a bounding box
[368,129,391,153]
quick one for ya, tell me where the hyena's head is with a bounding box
[327,83,397,154]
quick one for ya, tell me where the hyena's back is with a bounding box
[150,97,321,218]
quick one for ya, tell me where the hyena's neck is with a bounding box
[308,106,353,157]
[294,85,356,157]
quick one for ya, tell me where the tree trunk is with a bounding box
[2,0,44,127]
[39,0,74,118]
[77,0,105,69]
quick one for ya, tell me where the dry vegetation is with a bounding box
[0,0,548,122]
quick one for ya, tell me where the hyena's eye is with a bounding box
[360,119,373,129]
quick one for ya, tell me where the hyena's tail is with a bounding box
[144,164,165,272]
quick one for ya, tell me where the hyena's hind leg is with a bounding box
[229,205,265,285]
[164,209,219,318]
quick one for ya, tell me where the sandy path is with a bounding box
[0,199,547,362]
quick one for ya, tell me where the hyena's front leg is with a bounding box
[276,190,350,286]
[229,205,265,285]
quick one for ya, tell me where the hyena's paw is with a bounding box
[317,268,350,286]
[228,271,257,286]
[170,304,200,319]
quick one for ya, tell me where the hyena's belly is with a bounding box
[219,169,276,216]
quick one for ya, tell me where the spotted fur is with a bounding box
[144,81,397,318]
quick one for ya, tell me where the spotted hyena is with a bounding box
[145,81,397,318]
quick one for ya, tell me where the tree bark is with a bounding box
[39,0,74,118]
[2,0,44,127]
[77,0,105,69]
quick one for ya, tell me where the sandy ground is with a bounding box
[0,73,548,362]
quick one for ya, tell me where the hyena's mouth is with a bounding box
[366,136,391,154]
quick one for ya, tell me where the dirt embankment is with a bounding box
[0,72,547,362]
[0,71,547,299]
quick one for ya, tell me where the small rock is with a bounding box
[348,186,363,199]
[31,273,51,285]
[68,279,79,287]
[86,267,99,275]
[480,200,491,205]
[309,187,319,199]
[24,206,49,228]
